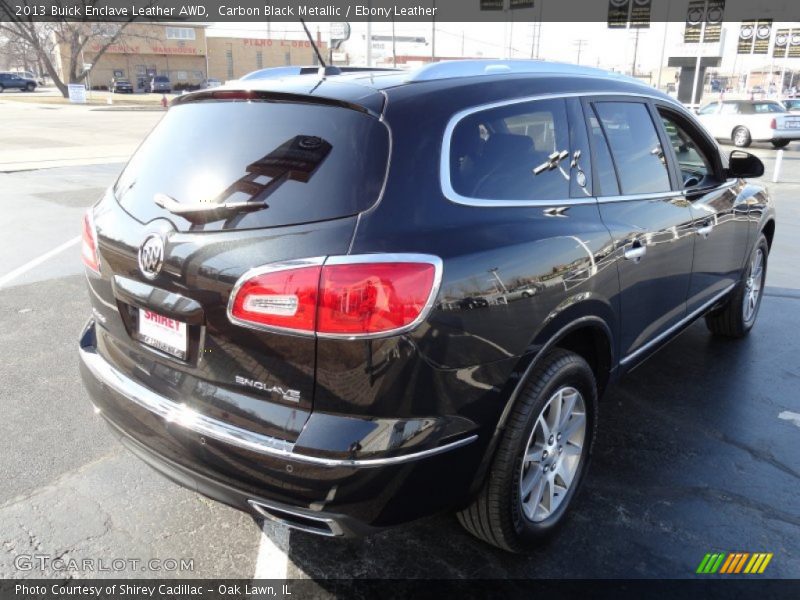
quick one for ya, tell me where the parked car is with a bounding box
[145,75,171,93]
[200,78,222,89]
[14,70,44,85]
[783,98,800,113]
[110,77,134,93]
[0,72,36,92]
[79,60,774,552]
[696,99,800,148]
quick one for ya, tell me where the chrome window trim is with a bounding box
[81,342,476,468]
[619,282,736,366]
[226,253,444,341]
[440,90,692,208]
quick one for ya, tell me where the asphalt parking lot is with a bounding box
[1,99,799,581]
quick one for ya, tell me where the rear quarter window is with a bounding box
[448,98,574,201]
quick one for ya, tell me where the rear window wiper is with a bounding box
[154,193,268,223]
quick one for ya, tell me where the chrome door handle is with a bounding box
[624,243,647,262]
[697,223,714,238]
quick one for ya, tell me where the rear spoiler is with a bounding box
[171,89,381,118]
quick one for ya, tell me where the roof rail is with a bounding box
[406,59,639,83]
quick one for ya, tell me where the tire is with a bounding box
[771,140,790,149]
[0,85,4,93]
[733,126,752,148]
[457,348,598,552]
[25,83,34,92]
[705,234,768,338]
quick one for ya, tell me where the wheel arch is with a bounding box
[466,310,615,498]
[762,218,776,250]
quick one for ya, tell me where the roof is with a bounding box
[177,60,668,116]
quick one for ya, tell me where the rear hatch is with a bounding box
[88,89,390,442]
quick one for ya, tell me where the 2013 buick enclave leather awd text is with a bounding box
[79,61,775,551]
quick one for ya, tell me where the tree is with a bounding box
[0,3,134,97]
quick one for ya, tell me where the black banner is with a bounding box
[684,0,705,43]
[607,0,630,28]
[509,0,535,9]
[790,30,800,58]
[629,0,651,29]
[737,20,755,54]
[0,0,798,23]
[479,0,505,10]
[774,27,791,58]
[703,0,725,42]
[754,19,773,54]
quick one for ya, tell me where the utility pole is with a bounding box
[573,39,587,65]
[631,27,640,76]
[656,0,672,90]
[690,19,706,107]
[392,17,397,68]
[366,0,372,66]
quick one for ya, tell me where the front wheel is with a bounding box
[733,126,752,148]
[457,349,597,552]
[771,140,790,149]
[25,83,34,92]
[705,234,768,337]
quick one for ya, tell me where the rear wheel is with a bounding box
[771,140,790,149]
[457,349,597,552]
[0,84,4,93]
[705,234,768,338]
[733,126,752,148]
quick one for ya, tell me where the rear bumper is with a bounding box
[79,319,483,535]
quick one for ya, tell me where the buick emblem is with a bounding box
[138,234,164,280]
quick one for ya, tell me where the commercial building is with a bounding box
[54,23,326,91]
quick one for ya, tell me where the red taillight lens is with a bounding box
[81,211,100,273]
[318,263,436,335]
[228,257,439,337]
[229,265,321,332]
[770,118,777,129]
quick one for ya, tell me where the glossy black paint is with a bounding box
[80,69,776,534]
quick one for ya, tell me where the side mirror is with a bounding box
[727,150,764,179]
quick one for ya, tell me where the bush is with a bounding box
[174,82,201,92]
[91,85,109,91]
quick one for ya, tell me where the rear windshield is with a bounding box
[114,100,390,231]
[741,102,786,114]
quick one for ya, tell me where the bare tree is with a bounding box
[0,2,135,96]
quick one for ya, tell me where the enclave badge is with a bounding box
[138,234,164,280]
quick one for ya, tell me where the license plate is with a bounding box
[786,120,800,128]
[138,308,187,359]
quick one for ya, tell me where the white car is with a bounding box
[696,99,800,148]
[783,98,800,113]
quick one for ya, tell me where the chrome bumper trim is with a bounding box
[79,343,477,468]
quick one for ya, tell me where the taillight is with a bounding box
[770,118,777,129]
[81,211,100,273]
[228,255,442,338]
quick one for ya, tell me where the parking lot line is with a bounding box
[0,235,80,289]
[253,522,290,579]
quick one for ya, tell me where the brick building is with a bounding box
[54,23,327,91]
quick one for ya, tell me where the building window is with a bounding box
[166,27,195,41]
[226,47,234,80]
[256,51,263,70]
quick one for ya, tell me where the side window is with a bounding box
[449,98,572,201]
[698,103,719,115]
[720,103,739,115]
[593,101,672,195]
[659,111,714,187]
[586,112,620,196]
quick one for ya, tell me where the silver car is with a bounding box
[696,99,800,148]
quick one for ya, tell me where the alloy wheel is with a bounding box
[519,386,586,522]
[743,248,765,323]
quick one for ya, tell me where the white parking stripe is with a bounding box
[0,236,80,289]
[253,521,290,579]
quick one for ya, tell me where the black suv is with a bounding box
[79,61,774,552]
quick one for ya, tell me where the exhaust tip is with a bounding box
[248,499,344,537]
